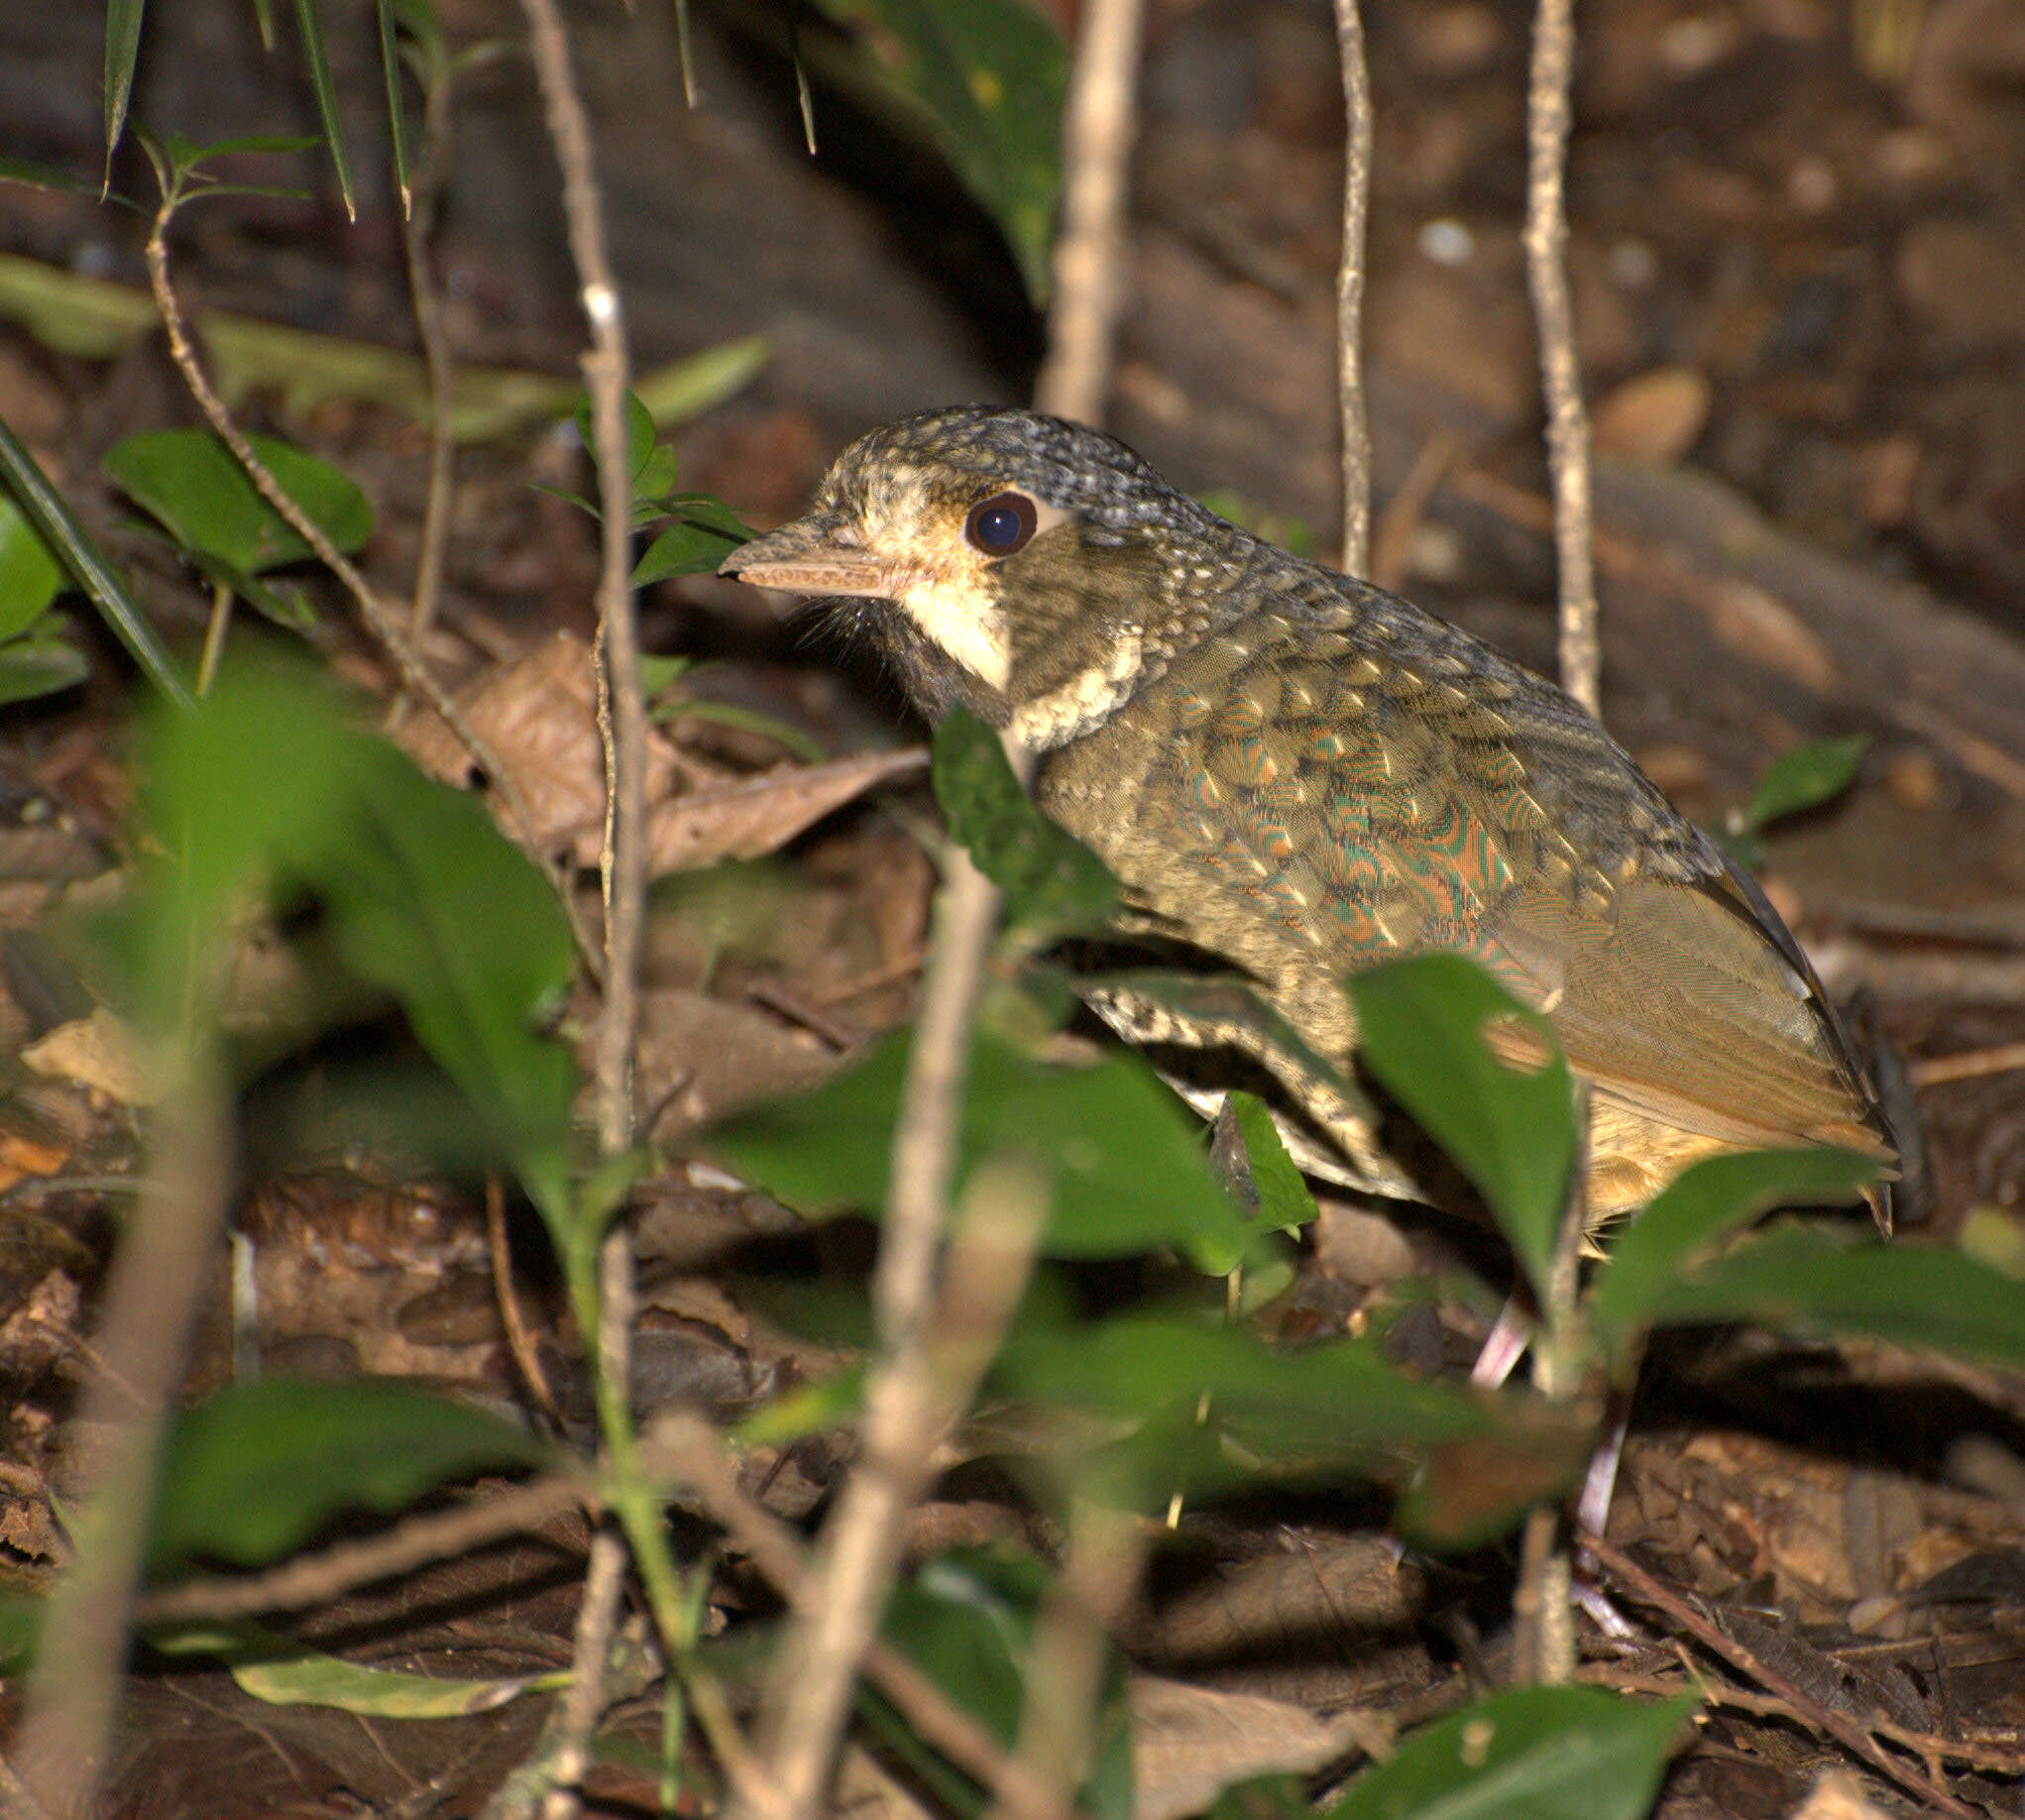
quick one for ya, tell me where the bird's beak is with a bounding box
[720,512,905,599]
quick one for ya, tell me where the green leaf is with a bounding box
[149,1377,549,1570]
[1742,735,1867,832]
[1348,955,1575,1299]
[105,429,371,576]
[813,0,1066,302]
[647,493,752,541]
[996,1312,1593,1545]
[712,1026,1249,1272]
[629,338,771,431]
[933,707,1119,940]
[0,629,88,705]
[0,414,191,708]
[150,1620,568,1714]
[1587,1148,1882,1373]
[0,490,63,638]
[288,0,359,219]
[864,1547,1133,1820]
[138,662,577,1223]
[633,518,743,587]
[103,0,147,164]
[377,0,414,210]
[1225,1091,1319,1235]
[576,389,658,487]
[1637,1222,2025,1368]
[183,548,318,633]
[1322,1686,1694,1820]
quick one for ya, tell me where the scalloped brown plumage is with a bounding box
[723,406,1897,1225]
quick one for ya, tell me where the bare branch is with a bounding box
[142,206,603,972]
[14,1061,231,1817]
[1331,0,1375,576]
[1523,0,1602,717]
[1034,0,1147,424]
[511,0,648,1806]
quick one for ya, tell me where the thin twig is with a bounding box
[398,60,460,659]
[737,1129,1048,1820]
[14,1057,232,1817]
[512,0,650,1806]
[488,1175,565,1428]
[134,1477,588,1625]
[142,206,602,972]
[1330,0,1374,576]
[644,1413,1068,1817]
[1522,0,1602,717]
[1582,1533,1979,1818]
[1033,0,1147,424]
[534,1528,630,1820]
[984,1502,1148,1820]
[1586,1669,2025,1776]
[1908,1041,2025,1087]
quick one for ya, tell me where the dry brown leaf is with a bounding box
[22,1007,150,1106]
[396,630,687,859]
[1592,365,1712,463]
[1129,1675,1390,1820]
[1709,580,1840,692]
[647,748,927,873]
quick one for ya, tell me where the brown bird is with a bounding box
[722,406,1895,1223]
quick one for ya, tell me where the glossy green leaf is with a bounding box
[1226,1091,1319,1235]
[576,389,658,487]
[1638,1222,2025,1367]
[864,1548,1131,1820]
[0,414,191,708]
[997,1313,1594,1545]
[139,662,577,1222]
[646,492,752,541]
[633,518,744,586]
[1742,735,1867,832]
[1322,1686,1694,1820]
[814,0,1066,301]
[1348,955,1575,1298]
[105,429,371,575]
[1587,1148,1881,1373]
[712,1026,1248,1271]
[0,491,63,639]
[287,0,358,218]
[149,1620,567,1714]
[0,630,88,706]
[149,1377,549,1570]
[933,707,1119,940]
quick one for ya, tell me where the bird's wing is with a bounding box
[1102,611,1891,1163]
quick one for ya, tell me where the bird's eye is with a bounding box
[963,491,1038,556]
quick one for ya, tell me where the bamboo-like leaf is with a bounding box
[377,0,412,211]
[288,0,359,220]
[102,0,148,170]
[0,416,191,709]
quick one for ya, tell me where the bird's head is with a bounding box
[720,406,1253,747]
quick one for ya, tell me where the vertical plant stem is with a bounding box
[743,1157,1051,1820]
[143,202,601,968]
[1033,0,1146,425]
[14,1055,231,1817]
[1331,0,1375,576]
[400,68,459,655]
[1523,0,1602,717]
[512,0,654,1811]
